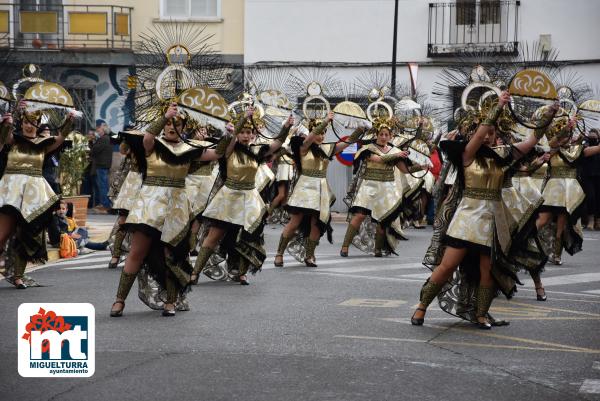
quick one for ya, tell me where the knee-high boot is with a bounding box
[304,238,319,267]
[191,246,215,283]
[475,286,496,329]
[340,225,358,256]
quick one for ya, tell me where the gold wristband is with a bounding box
[348,127,365,143]
[146,116,168,136]
[215,135,233,156]
[482,105,502,126]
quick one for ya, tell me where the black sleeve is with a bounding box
[47,215,61,246]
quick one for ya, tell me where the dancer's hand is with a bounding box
[285,114,294,127]
[1,112,12,125]
[164,102,178,119]
[498,91,511,107]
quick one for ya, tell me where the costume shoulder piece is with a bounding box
[154,137,205,165]
[392,134,412,148]
[13,133,55,149]
[250,143,270,157]
[559,143,584,163]
[490,145,513,159]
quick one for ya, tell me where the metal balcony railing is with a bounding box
[428,1,519,57]
[0,2,133,51]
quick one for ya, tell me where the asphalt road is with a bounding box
[1,218,600,401]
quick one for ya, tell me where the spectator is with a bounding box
[581,128,600,230]
[90,119,113,212]
[48,200,108,253]
[80,129,97,207]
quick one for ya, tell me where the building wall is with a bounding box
[245,0,600,211]
[246,0,600,63]
[65,0,245,57]
[42,65,133,132]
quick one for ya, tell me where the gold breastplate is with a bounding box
[301,149,329,172]
[5,143,44,175]
[549,153,569,168]
[549,153,576,178]
[532,163,548,178]
[145,152,189,180]
[463,157,504,200]
[226,151,258,184]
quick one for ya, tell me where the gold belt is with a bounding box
[463,187,501,201]
[363,168,394,182]
[550,167,577,179]
[143,176,185,188]
[302,169,327,178]
[4,167,42,177]
[225,178,255,190]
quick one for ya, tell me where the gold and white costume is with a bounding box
[255,163,275,193]
[275,154,295,182]
[0,137,59,223]
[126,138,196,246]
[287,143,337,225]
[203,145,267,233]
[112,161,144,213]
[446,146,513,253]
[542,146,585,214]
[351,144,404,223]
[185,160,219,219]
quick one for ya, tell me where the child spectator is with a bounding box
[49,200,109,254]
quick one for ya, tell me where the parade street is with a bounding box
[0,216,599,401]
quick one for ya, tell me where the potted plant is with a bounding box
[59,131,91,227]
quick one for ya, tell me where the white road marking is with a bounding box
[64,264,111,270]
[338,298,406,308]
[579,379,600,394]
[323,262,423,274]
[593,361,600,371]
[523,273,600,287]
[53,255,112,267]
[297,271,424,283]
[518,288,600,299]
[583,290,600,295]
[398,273,432,280]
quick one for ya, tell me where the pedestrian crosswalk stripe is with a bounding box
[579,379,600,394]
[523,273,600,287]
[53,255,112,267]
[324,262,423,274]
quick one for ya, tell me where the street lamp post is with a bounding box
[391,0,399,97]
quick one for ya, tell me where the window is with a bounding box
[480,0,500,25]
[456,0,476,26]
[455,0,500,26]
[160,0,220,19]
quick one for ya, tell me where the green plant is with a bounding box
[58,132,89,197]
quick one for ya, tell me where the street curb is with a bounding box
[46,226,112,263]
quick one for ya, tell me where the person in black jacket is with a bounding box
[581,128,600,230]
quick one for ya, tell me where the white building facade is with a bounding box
[245,0,600,211]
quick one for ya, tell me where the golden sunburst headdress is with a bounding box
[12,64,82,132]
[127,24,232,134]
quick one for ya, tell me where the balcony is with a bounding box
[428,1,519,57]
[0,2,133,51]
